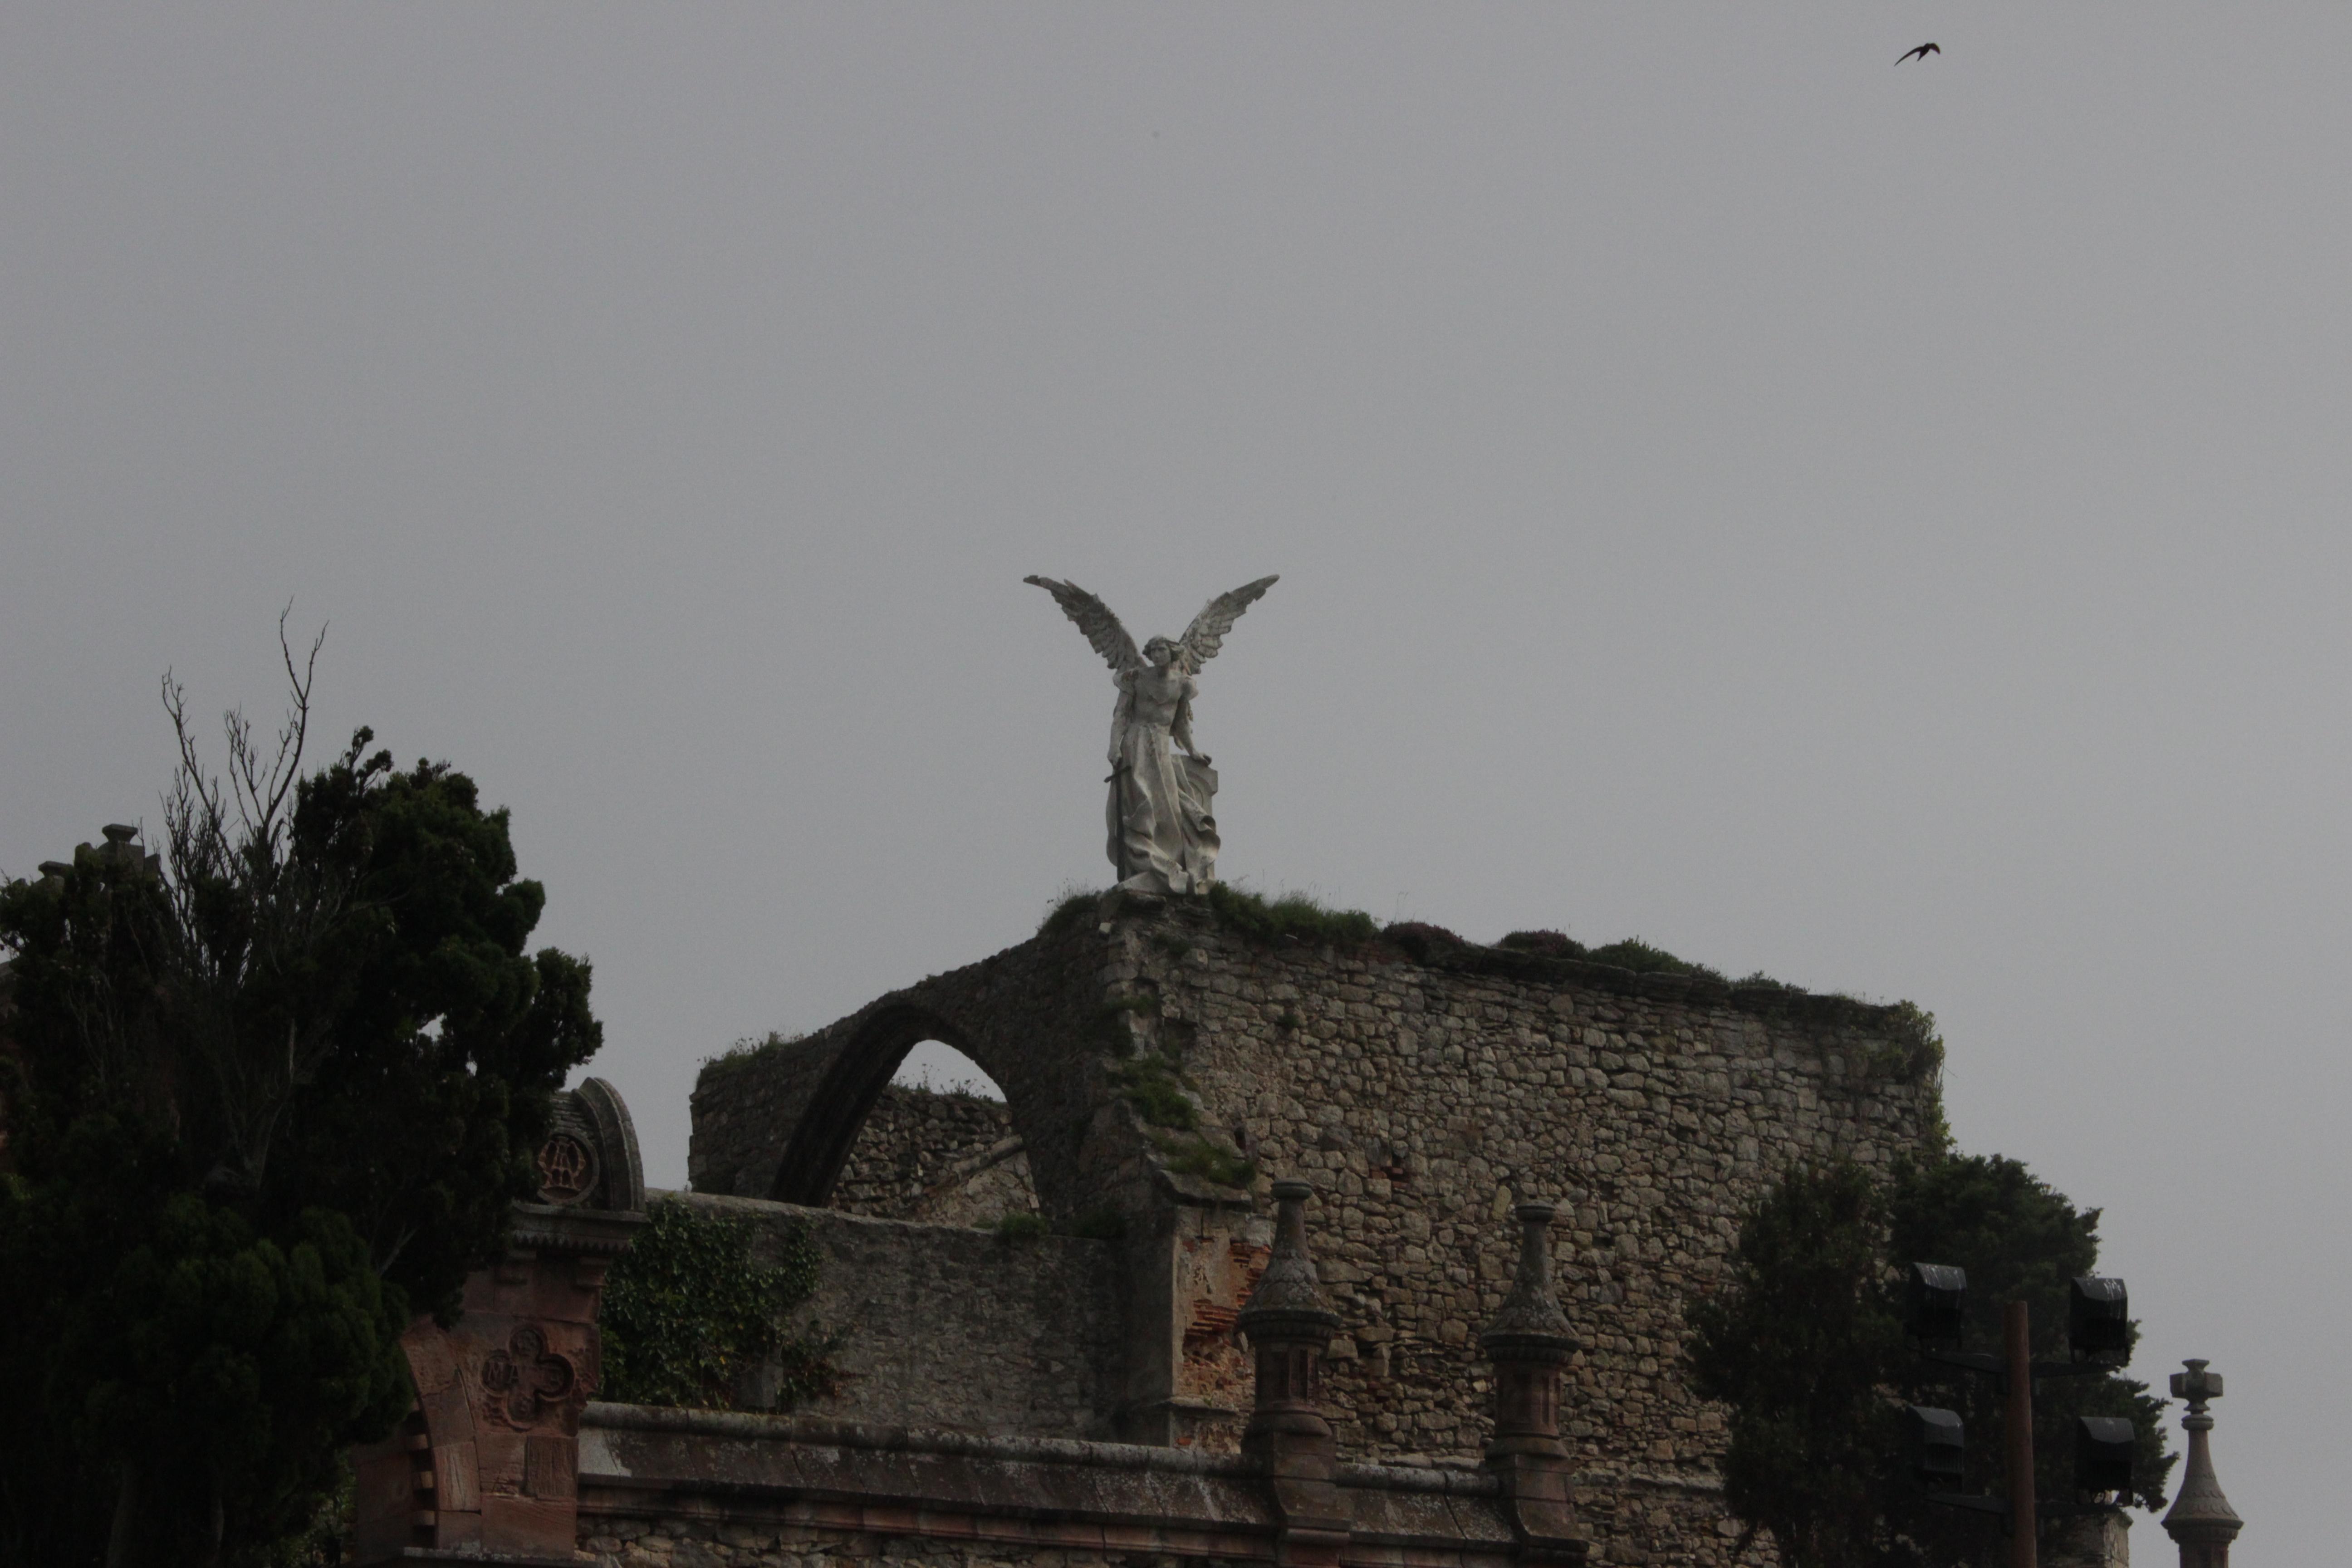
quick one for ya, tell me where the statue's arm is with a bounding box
[1171,684,1200,759]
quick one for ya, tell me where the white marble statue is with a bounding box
[1025,574,1278,894]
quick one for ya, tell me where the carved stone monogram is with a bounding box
[534,1132,595,1205]
[480,1325,576,1428]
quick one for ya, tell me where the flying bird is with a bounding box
[1896,42,1940,64]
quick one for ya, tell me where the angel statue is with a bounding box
[1026,573,1279,895]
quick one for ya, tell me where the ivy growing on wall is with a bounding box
[598,1201,839,1411]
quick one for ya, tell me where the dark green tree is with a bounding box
[1686,1156,2173,1568]
[0,633,602,1568]
[1684,1161,1904,1568]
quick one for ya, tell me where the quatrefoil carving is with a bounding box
[480,1325,576,1428]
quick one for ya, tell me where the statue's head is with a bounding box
[1143,636,1179,667]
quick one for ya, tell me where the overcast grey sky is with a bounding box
[3,5,2342,1552]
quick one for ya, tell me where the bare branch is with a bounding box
[149,617,345,1194]
[258,603,326,836]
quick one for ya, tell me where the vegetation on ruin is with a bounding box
[1049,888,1828,1001]
[1685,1155,2173,1568]
[1041,882,1385,947]
[701,1028,807,1081]
[1104,1048,1198,1130]
[1872,1001,1948,1085]
[1100,1049,1254,1190]
[1039,886,1105,936]
[598,1200,838,1411]
[1402,920,1815,991]
[1102,992,1161,1016]
[993,1210,1049,1241]
[1583,936,1729,980]
[1494,926,1580,956]
[1379,919,1467,960]
[1499,928,1791,986]
[1152,1129,1257,1190]
[1493,928,1830,995]
[1206,882,1381,946]
[0,636,601,1568]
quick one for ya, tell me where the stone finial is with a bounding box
[1240,1180,1341,1334]
[2162,1359,2242,1568]
[90,825,160,879]
[1483,1201,1576,1353]
[25,828,159,894]
[1478,1200,1586,1563]
[1238,1181,1341,1444]
[1236,1180,1348,1567]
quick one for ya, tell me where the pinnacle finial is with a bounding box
[1239,1179,1339,1331]
[2163,1357,2244,1552]
[1482,1200,1574,1353]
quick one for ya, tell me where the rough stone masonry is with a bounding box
[686,892,1949,1567]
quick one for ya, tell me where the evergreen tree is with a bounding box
[0,643,601,1567]
[1686,1155,2173,1568]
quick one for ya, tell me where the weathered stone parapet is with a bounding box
[576,1402,1535,1568]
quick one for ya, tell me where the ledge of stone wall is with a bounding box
[577,1401,1528,1566]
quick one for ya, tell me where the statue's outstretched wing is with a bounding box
[1175,575,1279,673]
[1025,576,1142,673]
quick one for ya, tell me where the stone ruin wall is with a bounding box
[1111,918,1940,1465]
[687,901,1948,1568]
[827,1083,1035,1227]
[1106,912,1942,1564]
[672,1192,1119,1438]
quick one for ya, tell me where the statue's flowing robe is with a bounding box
[1107,671,1220,892]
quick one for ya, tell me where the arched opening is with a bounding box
[891,1041,1005,1100]
[831,1042,1036,1226]
[765,1005,1043,1225]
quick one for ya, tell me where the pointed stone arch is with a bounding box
[766,1002,987,1206]
[691,934,1122,1221]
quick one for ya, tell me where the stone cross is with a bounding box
[2161,1359,2242,1568]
